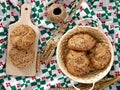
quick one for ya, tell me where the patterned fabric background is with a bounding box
[0,0,120,90]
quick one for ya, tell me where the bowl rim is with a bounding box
[56,26,114,83]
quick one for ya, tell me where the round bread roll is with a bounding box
[90,43,111,70]
[10,25,36,50]
[68,34,96,51]
[65,50,90,76]
[9,47,35,68]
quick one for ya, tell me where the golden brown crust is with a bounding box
[90,43,111,70]
[65,50,90,76]
[10,25,36,50]
[68,34,96,51]
[9,47,35,68]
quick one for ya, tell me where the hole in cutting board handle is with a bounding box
[25,7,28,10]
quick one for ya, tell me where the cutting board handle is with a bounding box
[20,3,31,22]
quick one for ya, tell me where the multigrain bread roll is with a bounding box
[68,34,96,51]
[10,25,36,50]
[65,50,90,76]
[9,47,35,68]
[89,43,111,70]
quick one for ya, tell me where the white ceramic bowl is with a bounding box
[56,26,114,84]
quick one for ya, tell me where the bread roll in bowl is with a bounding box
[56,26,114,84]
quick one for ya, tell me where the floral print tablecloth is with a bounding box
[0,0,120,90]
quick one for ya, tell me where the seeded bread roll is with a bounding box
[68,34,96,51]
[65,50,90,76]
[89,43,111,70]
[10,25,36,50]
[9,47,35,68]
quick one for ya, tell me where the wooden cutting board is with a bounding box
[6,3,39,76]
